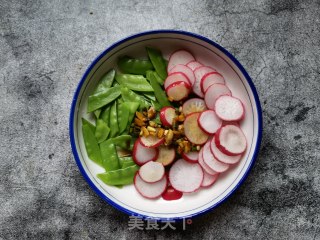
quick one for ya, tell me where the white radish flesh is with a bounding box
[198,110,222,135]
[168,64,195,86]
[169,159,203,193]
[164,72,190,90]
[182,98,207,116]
[204,83,231,110]
[183,113,209,145]
[181,151,199,163]
[215,95,245,121]
[210,136,242,164]
[139,161,165,183]
[186,61,203,71]
[193,66,217,97]
[139,135,164,148]
[215,125,247,156]
[166,81,190,101]
[198,147,217,175]
[202,142,229,173]
[201,72,225,93]
[160,106,176,127]
[201,171,219,187]
[134,173,167,199]
[167,50,195,71]
[155,146,175,166]
[132,140,159,165]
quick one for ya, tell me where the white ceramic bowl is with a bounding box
[69,30,262,220]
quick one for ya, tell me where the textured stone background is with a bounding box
[1,0,319,239]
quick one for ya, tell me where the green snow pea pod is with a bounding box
[121,86,151,110]
[109,101,119,138]
[147,71,171,107]
[126,102,140,124]
[82,118,102,166]
[119,156,134,168]
[95,119,110,143]
[146,47,167,80]
[100,105,111,125]
[93,69,115,94]
[94,109,101,119]
[97,165,139,186]
[118,56,154,75]
[117,102,130,134]
[110,135,132,150]
[99,140,120,171]
[143,92,156,101]
[146,70,164,85]
[115,73,153,92]
[151,100,162,111]
[121,160,136,169]
[88,86,121,112]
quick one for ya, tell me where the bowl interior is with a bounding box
[70,31,261,220]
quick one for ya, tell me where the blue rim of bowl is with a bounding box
[69,29,263,221]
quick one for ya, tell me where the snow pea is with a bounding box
[147,71,171,107]
[121,86,151,110]
[100,140,120,171]
[100,106,111,125]
[118,56,154,75]
[121,160,135,169]
[95,119,110,143]
[94,109,101,119]
[93,69,115,94]
[109,101,119,138]
[88,86,121,112]
[146,70,163,85]
[126,102,140,124]
[110,135,132,150]
[97,165,139,186]
[146,47,167,80]
[119,156,135,168]
[151,100,162,111]
[143,92,156,101]
[117,102,130,134]
[82,118,102,166]
[115,73,153,92]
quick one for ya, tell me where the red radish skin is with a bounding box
[160,106,176,127]
[167,50,195,71]
[193,66,217,97]
[204,83,232,110]
[166,81,191,101]
[181,151,199,163]
[134,173,167,199]
[210,136,242,164]
[139,136,164,148]
[215,125,247,156]
[156,146,176,166]
[169,159,204,193]
[198,147,217,175]
[182,98,207,116]
[186,61,203,71]
[162,186,183,201]
[164,72,190,90]
[198,110,222,135]
[201,171,219,188]
[183,112,209,145]
[201,72,225,93]
[139,161,165,183]
[215,95,245,121]
[168,64,195,86]
[132,140,159,165]
[202,142,229,173]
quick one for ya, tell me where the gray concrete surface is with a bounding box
[1,0,319,239]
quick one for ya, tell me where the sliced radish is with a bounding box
[201,72,225,93]
[182,98,207,116]
[167,50,195,71]
[210,136,242,164]
[202,142,229,173]
[168,64,195,86]
[193,66,217,97]
[139,136,164,148]
[160,106,176,127]
[155,146,175,166]
[139,161,165,183]
[198,147,217,175]
[181,151,199,163]
[186,61,203,71]
[198,110,222,135]
[222,120,240,127]
[183,112,209,145]
[215,125,247,156]
[162,186,183,201]
[134,173,167,199]
[215,95,245,121]
[132,140,159,165]
[169,159,203,193]
[166,81,191,101]
[204,83,232,110]
[201,171,219,187]
[164,72,190,90]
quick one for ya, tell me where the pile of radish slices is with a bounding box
[132,50,247,200]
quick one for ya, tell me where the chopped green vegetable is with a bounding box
[93,69,115,94]
[97,165,139,186]
[115,73,153,92]
[88,86,121,112]
[95,119,110,143]
[146,47,167,80]
[118,56,154,75]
